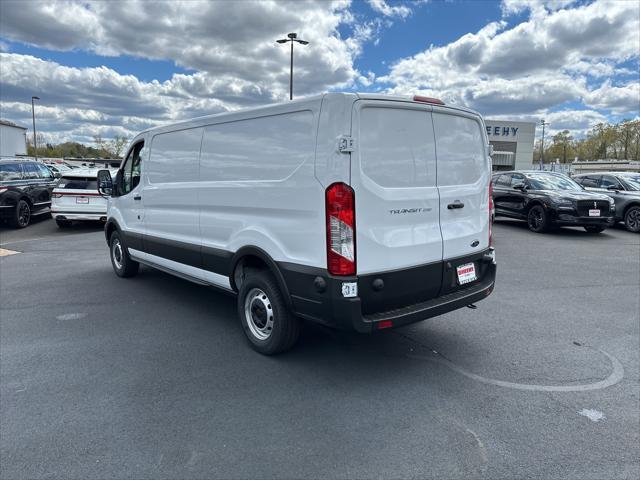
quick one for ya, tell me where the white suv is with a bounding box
[98,93,496,354]
[52,169,116,227]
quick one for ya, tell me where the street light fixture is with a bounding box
[31,96,40,161]
[276,32,309,100]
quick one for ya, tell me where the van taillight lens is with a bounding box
[489,181,493,247]
[326,182,356,276]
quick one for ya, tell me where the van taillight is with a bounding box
[326,182,356,276]
[489,181,493,247]
[413,95,445,105]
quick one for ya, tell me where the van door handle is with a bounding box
[447,201,464,209]
[133,195,142,201]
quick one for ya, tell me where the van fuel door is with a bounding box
[338,135,355,153]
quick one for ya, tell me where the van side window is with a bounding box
[121,141,144,195]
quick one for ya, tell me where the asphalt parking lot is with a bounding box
[1,217,639,479]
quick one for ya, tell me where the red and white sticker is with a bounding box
[456,262,477,285]
[588,209,600,217]
[76,197,89,204]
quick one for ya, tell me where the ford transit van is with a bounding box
[98,93,496,354]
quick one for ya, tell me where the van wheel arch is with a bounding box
[230,247,292,308]
[105,220,120,245]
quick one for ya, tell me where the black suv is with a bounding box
[492,170,615,233]
[573,172,640,233]
[0,159,57,228]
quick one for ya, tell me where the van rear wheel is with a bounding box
[109,231,139,278]
[238,270,300,355]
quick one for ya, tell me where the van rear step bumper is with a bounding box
[280,249,496,333]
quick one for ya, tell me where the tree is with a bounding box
[107,135,129,158]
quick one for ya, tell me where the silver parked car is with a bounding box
[573,172,640,232]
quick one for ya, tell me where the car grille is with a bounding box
[576,200,610,216]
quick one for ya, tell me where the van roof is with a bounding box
[138,92,482,138]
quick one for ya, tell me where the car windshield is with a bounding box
[620,174,640,191]
[527,173,582,191]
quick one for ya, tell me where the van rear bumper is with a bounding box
[279,249,496,333]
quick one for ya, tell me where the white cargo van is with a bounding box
[97,93,496,354]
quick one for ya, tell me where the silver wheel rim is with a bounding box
[244,288,274,341]
[112,239,123,270]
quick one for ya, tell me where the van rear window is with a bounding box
[432,113,486,186]
[358,107,436,188]
[59,177,98,190]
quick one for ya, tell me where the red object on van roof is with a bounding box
[413,95,445,105]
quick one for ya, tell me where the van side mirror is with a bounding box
[97,169,113,196]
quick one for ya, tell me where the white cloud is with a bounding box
[501,0,577,17]
[367,0,412,18]
[0,0,363,98]
[583,81,640,115]
[379,0,639,119]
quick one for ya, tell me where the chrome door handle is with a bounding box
[447,201,464,209]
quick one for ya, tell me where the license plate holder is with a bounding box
[456,262,477,285]
[76,197,89,204]
[588,209,600,217]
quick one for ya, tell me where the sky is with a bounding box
[0,0,638,146]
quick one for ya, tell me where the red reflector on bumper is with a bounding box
[376,320,393,330]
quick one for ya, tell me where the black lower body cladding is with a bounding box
[105,222,496,333]
[280,248,496,333]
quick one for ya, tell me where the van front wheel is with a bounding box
[238,271,300,355]
[109,231,139,278]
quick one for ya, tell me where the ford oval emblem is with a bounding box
[471,240,480,248]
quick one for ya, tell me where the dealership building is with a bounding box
[485,120,536,171]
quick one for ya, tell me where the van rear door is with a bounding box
[350,100,443,307]
[432,110,490,261]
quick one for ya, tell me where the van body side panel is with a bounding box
[198,109,325,271]
[432,110,490,260]
[143,127,204,274]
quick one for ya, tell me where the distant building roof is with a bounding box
[0,119,28,130]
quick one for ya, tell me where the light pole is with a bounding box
[540,119,549,170]
[276,33,309,100]
[31,96,40,161]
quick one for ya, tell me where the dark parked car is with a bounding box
[0,159,57,228]
[491,170,615,233]
[573,172,640,233]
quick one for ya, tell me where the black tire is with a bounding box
[56,219,72,228]
[527,205,548,233]
[584,226,605,233]
[624,206,640,233]
[8,199,31,228]
[237,270,300,355]
[109,231,139,278]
